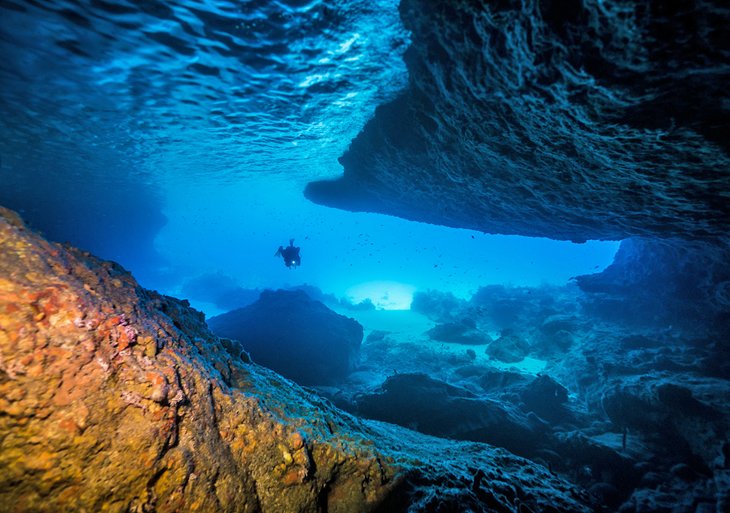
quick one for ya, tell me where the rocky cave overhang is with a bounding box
[305,0,730,243]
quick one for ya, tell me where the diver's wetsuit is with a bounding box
[276,239,301,268]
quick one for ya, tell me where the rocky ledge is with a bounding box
[0,206,595,512]
[306,0,729,242]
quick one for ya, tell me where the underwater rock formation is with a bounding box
[601,378,729,473]
[471,284,573,331]
[410,289,466,323]
[334,279,730,512]
[425,317,486,345]
[520,375,569,422]
[575,237,730,333]
[207,289,363,386]
[355,373,539,457]
[486,332,531,363]
[0,207,597,512]
[306,0,730,242]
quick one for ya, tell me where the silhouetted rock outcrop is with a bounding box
[425,317,486,345]
[207,289,363,386]
[356,373,540,457]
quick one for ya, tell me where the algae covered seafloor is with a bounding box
[0,206,595,512]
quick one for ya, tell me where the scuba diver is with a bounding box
[275,239,301,269]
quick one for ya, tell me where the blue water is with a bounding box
[0,0,617,314]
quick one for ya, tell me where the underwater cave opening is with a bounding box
[153,178,621,317]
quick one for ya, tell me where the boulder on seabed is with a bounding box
[426,317,488,345]
[521,375,570,422]
[486,332,531,363]
[478,369,530,391]
[540,314,580,335]
[356,373,540,458]
[207,289,363,386]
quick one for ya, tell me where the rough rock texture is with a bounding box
[575,237,730,333]
[486,333,531,363]
[355,373,539,457]
[306,0,730,242]
[601,378,729,471]
[0,207,596,512]
[425,317,486,345]
[207,289,363,386]
[330,285,730,512]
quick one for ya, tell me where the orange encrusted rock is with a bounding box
[0,207,594,513]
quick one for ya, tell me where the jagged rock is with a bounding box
[486,333,531,363]
[207,289,363,386]
[425,317,487,345]
[520,375,569,422]
[0,207,596,512]
[601,377,729,472]
[356,373,540,458]
[553,432,641,507]
[305,0,730,242]
[575,238,730,333]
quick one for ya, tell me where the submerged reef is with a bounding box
[0,206,595,512]
[301,8,730,506]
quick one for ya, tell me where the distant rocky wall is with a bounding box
[575,238,730,333]
[306,0,729,242]
[0,206,595,512]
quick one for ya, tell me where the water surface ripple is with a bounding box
[0,0,408,183]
